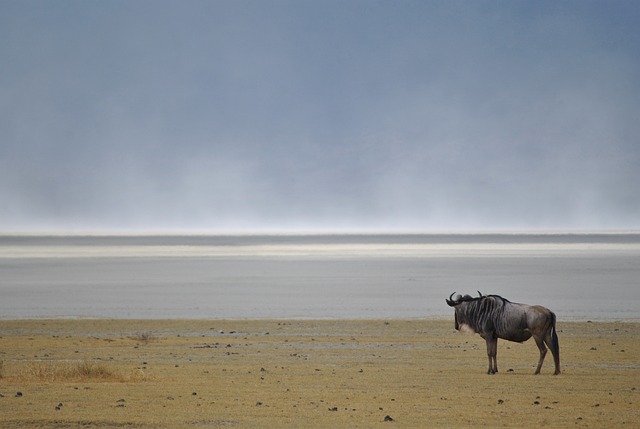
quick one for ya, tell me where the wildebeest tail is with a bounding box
[551,312,560,356]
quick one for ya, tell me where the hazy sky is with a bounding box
[1,0,639,232]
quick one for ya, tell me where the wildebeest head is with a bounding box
[445,291,480,331]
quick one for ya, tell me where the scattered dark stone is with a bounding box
[577,417,583,420]
[329,407,338,411]
[507,368,514,372]
[167,396,174,400]
[533,401,540,405]
[256,401,263,406]
[593,403,600,407]
[15,392,23,397]
[498,399,504,404]
[116,398,126,403]
[590,347,597,351]
[384,415,395,422]
[116,404,125,408]
[545,406,552,409]
[55,403,63,411]
[192,392,197,396]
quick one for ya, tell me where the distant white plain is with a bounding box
[1,234,639,321]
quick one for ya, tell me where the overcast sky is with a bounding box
[1,1,639,232]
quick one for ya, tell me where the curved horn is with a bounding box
[446,291,457,306]
[477,290,483,298]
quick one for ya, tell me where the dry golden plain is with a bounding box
[1,319,638,428]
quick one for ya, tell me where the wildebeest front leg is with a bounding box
[485,338,498,374]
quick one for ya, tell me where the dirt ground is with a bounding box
[0,319,638,428]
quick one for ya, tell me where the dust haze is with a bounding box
[1,1,639,232]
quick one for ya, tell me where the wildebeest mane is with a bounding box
[449,291,512,305]
[456,294,512,334]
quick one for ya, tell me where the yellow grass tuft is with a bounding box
[128,367,152,382]
[21,360,122,382]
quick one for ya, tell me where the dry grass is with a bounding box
[0,319,638,428]
[130,331,157,344]
[20,360,120,382]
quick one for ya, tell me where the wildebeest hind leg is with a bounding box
[546,330,561,375]
[533,336,547,375]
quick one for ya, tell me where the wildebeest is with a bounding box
[446,292,560,375]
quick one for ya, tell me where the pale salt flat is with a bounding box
[1,234,639,320]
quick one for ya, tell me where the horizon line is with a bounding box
[1,228,639,237]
